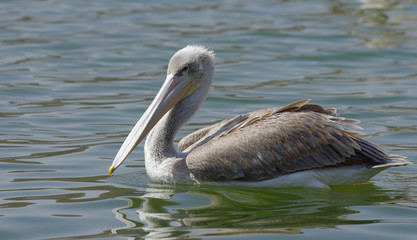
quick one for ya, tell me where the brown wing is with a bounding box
[178,126,212,152]
[185,100,395,181]
[178,113,250,152]
[179,99,312,152]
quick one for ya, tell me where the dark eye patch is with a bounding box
[181,66,189,72]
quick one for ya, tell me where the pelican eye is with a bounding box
[181,65,189,73]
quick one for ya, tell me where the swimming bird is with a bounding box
[109,45,409,188]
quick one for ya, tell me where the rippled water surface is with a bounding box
[1,0,417,239]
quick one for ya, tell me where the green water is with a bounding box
[1,0,416,239]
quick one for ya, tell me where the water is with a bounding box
[1,0,416,239]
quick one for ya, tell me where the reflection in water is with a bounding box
[111,196,146,237]
[328,0,413,50]
[355,0,412,49]
[111,183,406,239]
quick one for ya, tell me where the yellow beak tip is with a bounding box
[109,166,115,175]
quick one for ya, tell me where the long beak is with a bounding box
[109,74,197,175]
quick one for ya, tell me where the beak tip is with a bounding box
[109,165,115,175]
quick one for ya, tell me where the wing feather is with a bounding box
[185,100,397,181]
[178,114,249,152]
[178,126,211,152]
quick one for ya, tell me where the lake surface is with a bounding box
[1,0,416,239]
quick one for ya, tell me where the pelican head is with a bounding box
[109,45,215,174]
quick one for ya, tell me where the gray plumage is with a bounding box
[180,99,406,181]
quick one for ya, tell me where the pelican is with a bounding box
[109,45,409,188]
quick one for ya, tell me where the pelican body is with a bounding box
[109,45,409,188]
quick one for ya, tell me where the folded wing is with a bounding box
[182,100,400,181]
